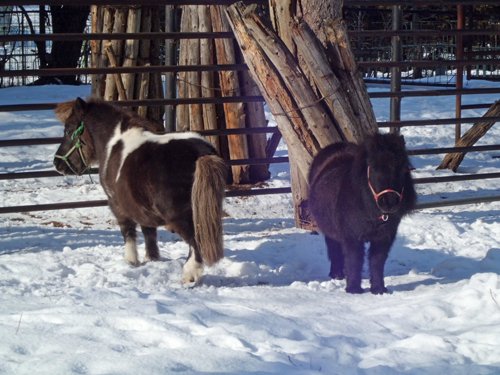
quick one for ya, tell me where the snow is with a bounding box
[1,79,500,375]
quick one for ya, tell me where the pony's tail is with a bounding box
[192,154,227,266]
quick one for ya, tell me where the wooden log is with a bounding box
[90,5,104,97]
[211,5,250,184]
[269,0,295,52]
[104,7,127,101]
[240,67,271,182]
[187,6,203,132]
[164,5,176,132]
[122,6,141,101]
[292,20,373,142]
[226,5,312,180]
[226,3,340,180]
[104,44,127,100]
[136,7,152,118]
[198,5,219,148]
[94,6,115,98]
[324,19,378,136]
[246,15,341,150]
[268,0,311,228]
[176,6,190,132]
[148,8,164,123]
[437,100,500,172]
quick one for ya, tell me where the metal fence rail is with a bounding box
[1,0,499,215]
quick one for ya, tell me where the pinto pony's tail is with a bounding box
[191,154,227,266]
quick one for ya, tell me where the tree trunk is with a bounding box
[437,100,500,172]
[226,1,378,228]
[39,5,90,85]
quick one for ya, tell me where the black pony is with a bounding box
[53,97,227,284]
[308,133,416,294]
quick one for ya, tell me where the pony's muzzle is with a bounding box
[376,190,403,214]
[53,154,82,176]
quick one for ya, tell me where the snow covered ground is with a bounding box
[0,80,499,374]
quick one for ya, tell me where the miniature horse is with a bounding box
[308,133,416,294]
[53,97,227,284]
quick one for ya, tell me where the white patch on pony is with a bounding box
[182,253,203,285]
[124,238,139,266]
[115,130,205,182]
[103,122,122,175]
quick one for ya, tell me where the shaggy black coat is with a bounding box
[308,133,416,294]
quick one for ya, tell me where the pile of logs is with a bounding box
[177,5,270,184]
[226,1,378,228]
[90,5,164,123]
[90,5,270,185]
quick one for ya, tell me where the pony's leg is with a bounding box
[342,240,364,294]
[118,219,139,266]
[171,218,203,284]
[141,226,160,261]
[182,244,204,285]
[325,236,344,280]
[368,236,395,294]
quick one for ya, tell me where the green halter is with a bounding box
[54,122,89,175]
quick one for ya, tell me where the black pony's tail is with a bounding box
[191,154,227,266]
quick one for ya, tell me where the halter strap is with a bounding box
[367,166,404,221]
[54,121,89,175]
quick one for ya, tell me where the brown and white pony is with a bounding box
[53,97,227,284]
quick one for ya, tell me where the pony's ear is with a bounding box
[74,97,88,115]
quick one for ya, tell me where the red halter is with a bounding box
[367,166,404,221]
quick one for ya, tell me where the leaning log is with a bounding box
[438,100,500,172]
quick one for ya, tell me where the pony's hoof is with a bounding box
[181,273,202,286]
[329,272,345,280]
[182,256,203,286]
[345,286,364,294]
[181,266,203,286]
[370,286,389,295]
[145,255,160,262]
[125,259,141,267]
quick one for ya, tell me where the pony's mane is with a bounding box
[364,133,407,165]
[54,98,164,133]
[54,100,75,123]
